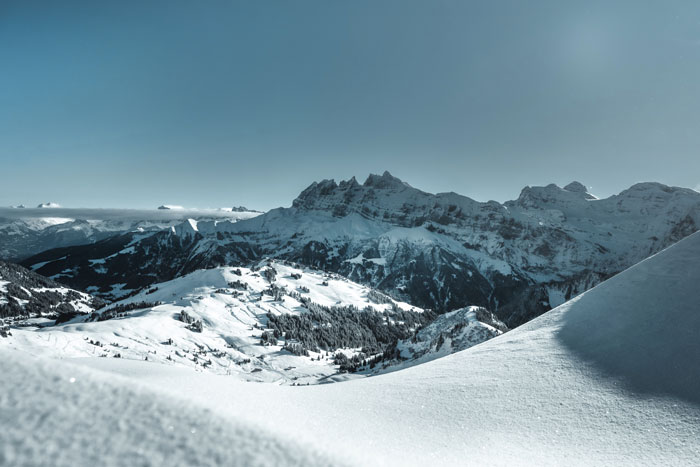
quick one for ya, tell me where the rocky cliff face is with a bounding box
[20,173,700,327]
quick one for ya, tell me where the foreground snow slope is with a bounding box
[68,231,700,466]
[0,350,337,467]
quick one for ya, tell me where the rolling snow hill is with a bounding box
[22,173,700,327]
[3,226,699,466]
[1,261,504,384]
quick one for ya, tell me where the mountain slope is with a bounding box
[68,230,700,466]
[24,173,700,327]
[0,261,103,324]
[5,261,506,384]
[376,306,507,374]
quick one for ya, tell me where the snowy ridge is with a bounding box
[381,306,507,373]
[4,261,482,384]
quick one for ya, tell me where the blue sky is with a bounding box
[1,0,700,210]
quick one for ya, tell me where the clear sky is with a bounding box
[1,0,700,210]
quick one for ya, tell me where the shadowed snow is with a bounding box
[557,231,700,403]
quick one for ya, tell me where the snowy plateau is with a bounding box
[1,174,699,466]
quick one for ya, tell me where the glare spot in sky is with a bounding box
[558,13,615,81]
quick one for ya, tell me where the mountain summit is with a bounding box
[292,171,482,224]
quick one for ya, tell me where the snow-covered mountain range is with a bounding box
[17,172,700,326]
[0,206,261,261]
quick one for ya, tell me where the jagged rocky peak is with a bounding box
[338,176,360,190]
[563,181,587,193]
[292,179,337,209]
[293,171,407,209]
[363,171,411,190]
[514,184,560,206]
[513,181,596,208]
[564,181,597,200]
[36,202,61,209]
[291,171,488,227]
[231,206,261,213]
[170,218,199,239]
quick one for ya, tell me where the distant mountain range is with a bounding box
[0,207,261,261]
[5,172,700,327]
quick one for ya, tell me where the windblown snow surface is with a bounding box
[2,232,700,466]
[0,351,338,467]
